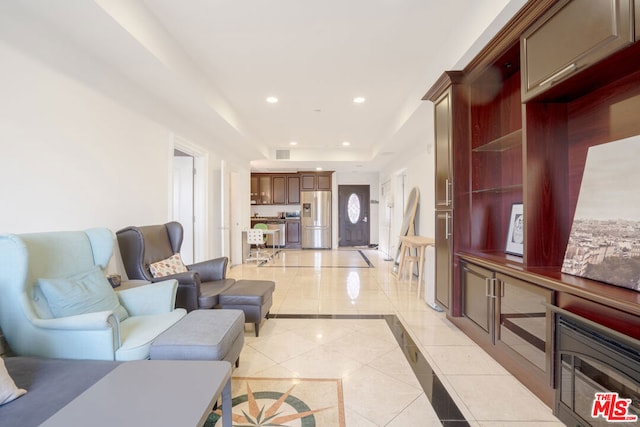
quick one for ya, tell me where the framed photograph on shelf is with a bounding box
[505,203,524,256]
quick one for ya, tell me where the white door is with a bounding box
[220,161,231,260]
[173,154,194,264]
[230,170,243,266]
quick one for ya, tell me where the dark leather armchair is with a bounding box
[116,222,235,311]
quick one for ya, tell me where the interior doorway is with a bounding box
[171,135,208,264]
[173,149,194,264]
[219,160,244,265]
[228,169,243,266]
[338,185,370,247]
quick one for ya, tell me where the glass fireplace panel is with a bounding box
[556,315,640,427]
[560,354,574,407]
[571,357,640,427]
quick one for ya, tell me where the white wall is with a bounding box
[0,41,172,233]
[0,29,246,270]
[378,103,436,261]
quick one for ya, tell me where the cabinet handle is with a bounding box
[445,212,451,239]
[445,179,452,206]
[538,63,577,87]
[485,278,498,298]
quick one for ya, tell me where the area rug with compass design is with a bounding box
[205,377,345,427]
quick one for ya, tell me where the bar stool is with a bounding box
[397,235,435,297]
[402,250,420,290]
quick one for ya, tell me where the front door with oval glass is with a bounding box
[338,185,370,247]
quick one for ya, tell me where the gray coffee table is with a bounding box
[41,360,232,427]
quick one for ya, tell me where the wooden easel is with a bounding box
[392,187,419,275]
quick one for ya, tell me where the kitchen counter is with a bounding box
[251,217,285,224]
[249,218,286,248]
[249,217,300,248]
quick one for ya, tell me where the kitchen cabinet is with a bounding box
[287,176,300,204]
[250,176,260,205]
[521,0,633,102]
[250,175,257,204]
[300,174,315,191]
[250,173,309,205]
[272,176,286,205]
[251,174,272,205]
[258,175,272,204]
[300,172,332,191]
[317,174,331,190]
[285,220,300,246]
[251,173,300,205]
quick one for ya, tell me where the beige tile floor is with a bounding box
[228,249,564,426]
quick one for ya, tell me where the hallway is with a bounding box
[225,249,563,426]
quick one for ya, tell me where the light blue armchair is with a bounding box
[0,229,186,361]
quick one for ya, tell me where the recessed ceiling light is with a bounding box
[289,141,298,146]
[341,141,351,147]
[353,97,366,104]
[266,96,278,104]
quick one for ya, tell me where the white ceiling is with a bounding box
[8,0,520,173]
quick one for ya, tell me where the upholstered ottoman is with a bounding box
[218,280,275,337]
[149,309,244,366]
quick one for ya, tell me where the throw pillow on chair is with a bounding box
[149,253,189,278]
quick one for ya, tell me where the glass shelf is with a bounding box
[473,129,522,152]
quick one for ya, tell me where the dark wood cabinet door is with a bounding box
[300,174,315,190]
[522,0,633,101]
[250,175,259,205]
[636,0,640,41]
[435,210,451,309]
[287,176,300,204]
[495,273,552,377]
[286,221,300,244]
[461,261,494,336]
[272,176,286,205]
[300,172,331,190]
[434,89,452,209]
[317,173,331,190]
[258,175,272,204]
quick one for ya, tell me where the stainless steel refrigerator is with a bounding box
[301,191,331,248]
